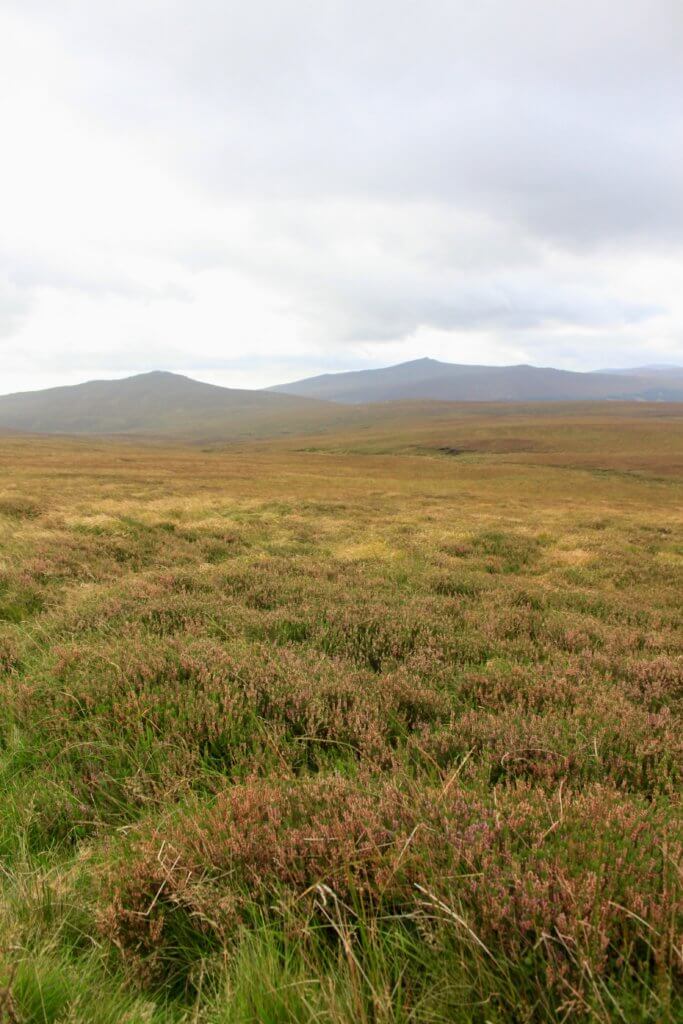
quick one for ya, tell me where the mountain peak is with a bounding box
[114,369,191,383]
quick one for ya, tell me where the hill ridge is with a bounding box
[1,361,683,438]
[268,358,683,404]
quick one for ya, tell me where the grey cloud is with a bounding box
[330,280,661,342]
[1,0,682,381]
[169,202,664,344]
[22,0,680,248]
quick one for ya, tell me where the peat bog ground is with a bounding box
[0,405,681,1022]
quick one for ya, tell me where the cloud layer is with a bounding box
[1,0,681,393]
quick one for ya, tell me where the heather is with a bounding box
[0,406,681,1022]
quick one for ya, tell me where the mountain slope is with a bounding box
[0,371,334,438]
[268,357,683,403]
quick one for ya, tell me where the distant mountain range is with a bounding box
[0,359,682,437]
[269,357,683,403]
[592,364,683,377]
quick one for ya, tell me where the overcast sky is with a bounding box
[1,0,682,394]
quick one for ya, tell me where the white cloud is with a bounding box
[0,0,681,395]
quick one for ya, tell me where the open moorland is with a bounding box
[0,404,681,1022]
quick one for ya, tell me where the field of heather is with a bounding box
[0,406,681,1022]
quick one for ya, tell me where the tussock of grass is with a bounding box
[0,495,43,520]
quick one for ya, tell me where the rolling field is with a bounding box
[0,405,681,1022]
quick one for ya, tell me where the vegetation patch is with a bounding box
[0,411,681,1022]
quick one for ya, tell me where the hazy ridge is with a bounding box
[1,359,682,437]
[269,356,683,403]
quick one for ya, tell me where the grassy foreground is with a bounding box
[0,405,681,1022]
